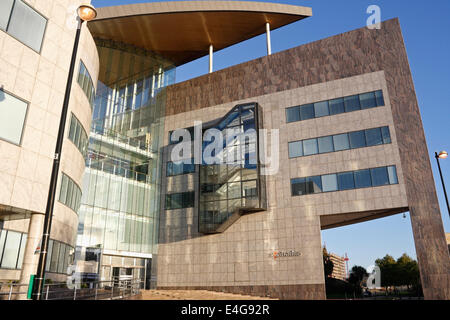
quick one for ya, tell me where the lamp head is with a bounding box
[78,4,97,22]
[438,151,448,159]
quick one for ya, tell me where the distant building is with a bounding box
[446,233,450,254]
[329,253,347,281]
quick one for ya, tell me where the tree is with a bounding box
[323,247,334,278]
[375,255,396,293]
[348,266,368,287]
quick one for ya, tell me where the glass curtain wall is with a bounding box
[75,39,175,283]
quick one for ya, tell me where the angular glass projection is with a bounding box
[199,103,267,234]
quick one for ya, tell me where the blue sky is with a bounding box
[91,0,450,270]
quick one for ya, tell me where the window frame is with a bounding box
[0,88,30,146]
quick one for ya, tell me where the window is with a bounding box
[291,166,398,197]
[288,141,303,158]
[68,113,88,157]
[371,167,390,187]
[167,159,195,176]
[303,139,318,156]
[285,90,385,124]
[365,128,383,147]
[333,134,350,152]
[381,126,391,144]
[0,89,28,145]
[59,173,82,213]
[1,1,47,52]
[0,230,26,269]
[314,101,329,118]
[300,104,315,120]
[286,106,300,123]
[349,131,367,149]
[77,61,95,107]
[165,192,195,210]
[338,172,355,191]
[318,136,334,154]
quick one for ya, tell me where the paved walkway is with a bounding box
[138,290,277,300]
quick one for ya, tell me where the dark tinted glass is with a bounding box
[381,126,391,144]
[337,172,355,190]
[371,167,390,186]
[303,138,318,156]
[314,101,329,118]
[360,92,377,109]
[329,98,345,115]
[286,106,300,123]
[349,131,367,149]
[354,169,372,188]
[375,90,385,106]
[306,176,322,194]
[365,128,383,146]
[300,104,315,120]
[318,136,334,154]
[291,178,306,196]
[344,95,361,112]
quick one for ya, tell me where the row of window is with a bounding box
[0,229,27,270]
[0,88,28,145]
[59,173,82,213]
[291,166,398,196]
[45,239,74,275]
[288,126,392,158]
[166,160,195,177]
[77,61,96,108]
[165,192,195,210]
[0,0,47,52]
[68,113,89,158]
[286,90,385,123]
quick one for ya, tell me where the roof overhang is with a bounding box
[87,1,312,67]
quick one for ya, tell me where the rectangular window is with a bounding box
[371,167,390,187]
[166,192,195,210]
[329,98,345,115]
[50,241,60,273]
[349,130,367,149]
[45,240,53,272]
[0,230,6,265]
[322,174,338,192]
[68,113,89,157]
[354,169,372,189]
[365,127,383,147]
[314,101,329,118]
[58,173,82,213]
[375,90,385,106]
[318,136,334,154]
[300,104,315,121]
[381,126,391,144]
[288,141,303,158]
[303,138,318,156]
[333,133,350,151]
[0,0,14,30]
[77,61,95,107]
[286,106,300,123]
[338,172,355,191]
[0,89,28,145]
[1,231,21,269]
[344,95,361,112]
[387,166,398,185]
[306,176,322,194]
[16,233,27,269]
[291,178,307,196]
[360,92,377,109]
[6,0,47,52]
[166,159,195,176]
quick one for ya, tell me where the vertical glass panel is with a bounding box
[349,131,367,149]
[354,169,372,188]
[322,174,338,192]
[0,0,14,30]
[45,240,53,272]
[288,141,303,158]
[388,166,398,184]
[228,183,241,199]
[59,174,68,204]
[300,104,315,120]
[286,106,300,123]
[303,139,318,156]
[16,233,27,269]
[0,230,6,263]
[1,231,21,269]
[360,92,377,109]
[291,178,306,196]
[7,0,47,52]
[318,136,334,154]
[0,89,28,145]
[57,244,66,273]
[306,176,322,194]
[371,167,390,187]
[337,172,355,191]
[242,180,257,198]
[381,126,391,144]
[375,90,385,106]
[344,95,361,112]
[333,134,350,151]
[314,101,330,118]
[365,128,383,146]
[50,241,60,272]
[329,98,345,115]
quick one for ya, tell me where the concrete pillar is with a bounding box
[266,22,272,56]
[209,44,213,73]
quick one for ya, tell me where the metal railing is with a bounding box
[0,279,142,301]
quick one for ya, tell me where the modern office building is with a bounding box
[328,253,347,281]
[0,0,449,300]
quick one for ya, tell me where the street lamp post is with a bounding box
[32,4,97,301]
[435,150,449,219]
